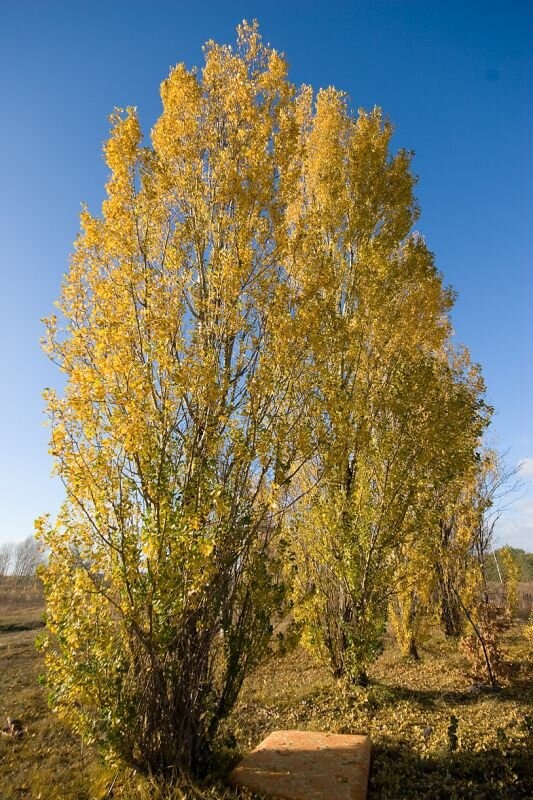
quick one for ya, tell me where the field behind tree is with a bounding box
[0,590,531,800]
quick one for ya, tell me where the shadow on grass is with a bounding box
[365,672,533,712]
[0,619,45,633]
[369,733,532,800]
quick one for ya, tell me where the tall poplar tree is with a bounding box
[38,23,313,775]
[286,90,489,683]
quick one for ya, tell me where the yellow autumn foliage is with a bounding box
[37,20,492,777]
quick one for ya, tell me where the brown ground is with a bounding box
[0,591,98,799]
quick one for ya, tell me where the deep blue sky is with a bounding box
[1,0,531,548]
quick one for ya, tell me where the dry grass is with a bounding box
[0,627,97,798]
[0,594,531,799]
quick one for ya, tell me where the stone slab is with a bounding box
[228,730,371,800]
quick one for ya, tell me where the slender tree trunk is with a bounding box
[409,639,419,660]
[452,587,498,688]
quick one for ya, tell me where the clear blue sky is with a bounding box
[0,0,531,549]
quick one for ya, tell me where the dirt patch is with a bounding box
[229,730,371,800]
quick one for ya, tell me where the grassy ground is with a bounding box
[0,597,531,799]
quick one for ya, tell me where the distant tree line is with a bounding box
[0,536,43,585]
[484,547,533,583]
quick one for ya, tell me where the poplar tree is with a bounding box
[390,356,490,659]
[286,90,489,683]
[38,23,313,775]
